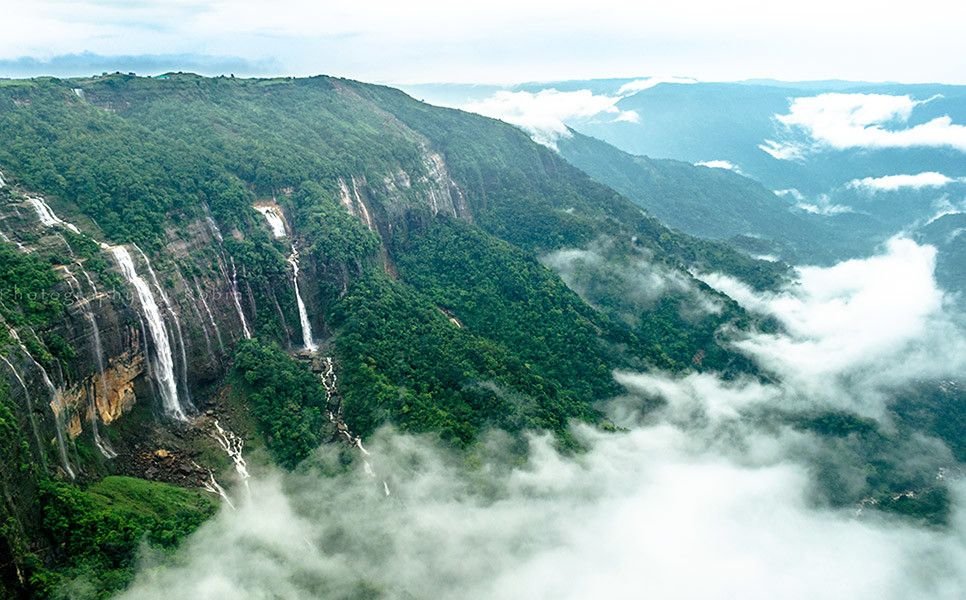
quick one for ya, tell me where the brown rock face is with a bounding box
[58,349,146,438]
[95,350,144,425]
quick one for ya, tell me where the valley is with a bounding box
[0,73,961,599]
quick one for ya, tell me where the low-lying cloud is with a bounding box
[794,193,853,216]
[615,76,697,95]
[694,159,742,173]
[111,237,965,600]
[116,423,966,600]
[760,93,966,159]
[462,89,640,148]
[541,243,723,320]
[698,237,966,417]
[847,172,960,193]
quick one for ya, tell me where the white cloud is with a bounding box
[698,237,966,417]
[2,2,966,84]
[924,195,966,225]
[695,159,742,173]
[759,138,807,161]
[794,193,853,216]
[110,236,966,600]
[116,424,966,600]
[615,76,697,95]
[847,172,959,193]
[761,93,966,159]
[773,188,805,201]
[541,244,723,320]
[462,89,639,148]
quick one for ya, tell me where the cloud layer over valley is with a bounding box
[462,88,640,148]
[108,235,966,600]
[761,93,966,160]
[847,172,960,193]
[699,237,966,417]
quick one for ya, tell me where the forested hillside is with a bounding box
[0,73,789,598]
[556,130,846,262]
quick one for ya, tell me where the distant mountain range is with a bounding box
[403,78,966,292]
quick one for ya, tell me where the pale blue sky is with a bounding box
[1,0,963,84]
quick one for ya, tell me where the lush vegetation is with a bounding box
[33,476,215,599]
[395,220,624,398]
[342,81,789,291]
[555,131,844,263]
[0,224,74,365]
[233,339,331,469]
[6,73,953,600]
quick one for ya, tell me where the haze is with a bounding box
[1,0,965,84]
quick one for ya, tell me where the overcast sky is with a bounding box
[1,0,964,84]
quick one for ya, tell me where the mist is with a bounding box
[116,238,965,600]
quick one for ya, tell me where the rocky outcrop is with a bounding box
[57,349,144,435]
[0,137,476,485]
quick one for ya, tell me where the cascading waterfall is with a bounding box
[288,248,317,352]
[84,311,117,459]
[24,198,190,422]
[60,266,116,458]
[25,197,80,233]
[182,279,214,357]
[319,357,387,493]
[254,205,316,351]
[269,287,293,346]
[351,178,376,232]
[211,419,251,493]
[6,327,74,478]
[80,268,100,299]
[193,278,226,354]
[202,202,223,243]
[204,206,250,340]
[134,247,193,409]
[197,464,235,510]
[254,205,287,238]
[0,355,48,470]
[228,257,252,340]
[37,367,75,479]
[110,246,188,420]
[0,169,5,187]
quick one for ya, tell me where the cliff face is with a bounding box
[0,74,782,596]
[0,142,466,484]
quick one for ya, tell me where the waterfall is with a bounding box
[184,283,214,358]
[80,268,100,299]
[351,178,376,231]
[39,368,75,479]
[319,357,386,490]
[228,257,252,339]
[83,310,117,459]
[110,246,188,420]
[288,247,317,351]
[0,169,5,187]
[202,203,224,242]
[193,278,226,354]
[25,197,80,233]
[199,466,235,510]
[134,247,193,409]
[0,355,48,470]
[253,205,316,350]
[6,328,74,478]
[84,311,117,458]
[211,419,251,494]
[203,204,250,343]
[61,266,116,458]
[31,354,74,479]
[254,205,287,238]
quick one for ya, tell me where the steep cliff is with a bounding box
[0,73,783,598]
